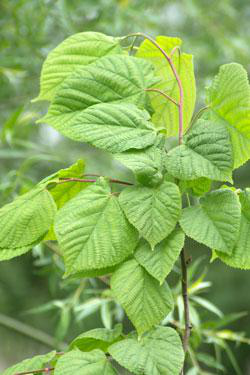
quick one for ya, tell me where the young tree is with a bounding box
[1,31,250,374]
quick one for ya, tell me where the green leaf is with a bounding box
[206,63,250,168]
[70,324,122,352]
[111,259,174,335]
[35,32,123,101]
[0,187,57,260]
[66,265,117,280]
[109,326,184,375]
[136,35,196,136]
[180,189,241,254]
[3,351,56,375]
[135,228,185,284]
[43,160,88,241]
[54,349,117,375]
[47,160,87,206]
[41,53,157,120]
[179,177,211,197]
[43,103,157,153]
[114,144,164,187]
[215,190,250,268]
[55,179,138,276]
[165,119,233,182]
[119,180,181,249]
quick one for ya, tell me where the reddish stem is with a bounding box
[58,177,133,186]
[16,368,54,375]
[126,32,184,143]
[145,88,178,106]
[126,33,189,372]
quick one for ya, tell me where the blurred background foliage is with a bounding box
[0,0,250,373]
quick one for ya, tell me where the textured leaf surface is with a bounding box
[165,119,233,182]
[48,160,87,208]
[180,189,241,254]
[70,324,122,352]
[54,349,117,375]
[67,265,117,280]
[55,180,138,276]
[135,228,185,284]
[137,35,196,136]
[36,32,123,101]
[109,326,184,375]
[0,245,37,262]
[114,144,164,187]
[3,351,56,375]
[42,54,157,120]
[206,63,250,168]
[216,190,250,268]
[179,178,211,197]
[119,181,181,248]
[43,103,157,153]
[0,187,57,260]
[44,160,88,240]
[111,259,174,335]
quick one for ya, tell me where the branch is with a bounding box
[145,88,178,106]
[189,105,210,129]
[170,45,181,58]
[180,249,191,353]
[16,367,54,375]
[123,32,184,143]
[58,177,133,186]
[123,33,190,370]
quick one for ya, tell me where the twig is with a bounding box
[58,178,133,186]
[123,32,184,143]
[16,367,54,375]
[122,32,190,371]
[180,250,191,354]
[170,45,181,58]
[145,88,178,106]
[189,105,210,129]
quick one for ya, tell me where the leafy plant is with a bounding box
[1,31,250,374]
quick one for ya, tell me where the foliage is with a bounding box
[1,29,250,374]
